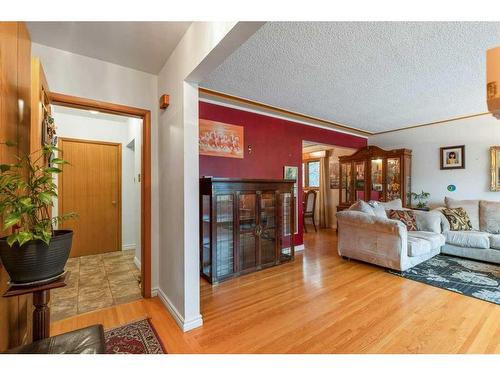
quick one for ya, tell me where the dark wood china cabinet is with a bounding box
[200,178,295,284]
[337,146,412,211]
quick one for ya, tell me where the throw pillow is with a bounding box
[441,207,472,231]
[479,200,500,234]
[368,201,387,218]
[348,200,375,215]
[378,198,403,210]
[445,197,479,230]
[388,209,417,231]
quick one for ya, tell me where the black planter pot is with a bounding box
[0,230,73,284]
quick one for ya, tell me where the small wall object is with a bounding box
[447,184,456,192]
[440,145,465,170]
[159,94,170,110]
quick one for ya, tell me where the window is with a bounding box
[304,160,320,188]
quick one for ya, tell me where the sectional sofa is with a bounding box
[434,197,500,264]
[336,198,500,271]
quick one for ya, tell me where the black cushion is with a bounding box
[3,324,105,354]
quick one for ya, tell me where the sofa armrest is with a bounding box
[412,210,442,233]
[430,207,450,233]
[336,211,408,269]
[336,210,407,235]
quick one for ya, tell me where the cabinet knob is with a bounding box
[112,201,117,205]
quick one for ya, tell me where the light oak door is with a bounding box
[59,138,122,257]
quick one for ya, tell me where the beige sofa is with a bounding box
[336,200,445,271]
[433,197,500,264]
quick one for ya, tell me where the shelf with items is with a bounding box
[338,146,412,211]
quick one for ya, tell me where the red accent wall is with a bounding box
[199,101,367,244]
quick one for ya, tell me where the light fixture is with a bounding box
[310,150,326,158]
[89,110,99,115]
[487,46,500,119]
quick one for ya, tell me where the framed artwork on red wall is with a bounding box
[199,119,244,158]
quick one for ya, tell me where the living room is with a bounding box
[1,1,499,373]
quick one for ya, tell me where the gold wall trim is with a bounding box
[198,87,373,137]
[373,112,491,135]
[199,87,492,137]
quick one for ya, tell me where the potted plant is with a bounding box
[0,141,76,284]
[409,190,431,209]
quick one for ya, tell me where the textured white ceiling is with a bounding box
[202,22,500,133]
[27,22,191,74]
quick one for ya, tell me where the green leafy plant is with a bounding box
[0,141,76,247]
[409,190,431,209]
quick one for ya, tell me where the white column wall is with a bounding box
[32,43,160,292]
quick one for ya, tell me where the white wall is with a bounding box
[156,22,263,331]
[369,114,500,207]
[52,107,140,253]
[33,43,160,292]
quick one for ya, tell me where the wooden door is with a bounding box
[59,138,122,257]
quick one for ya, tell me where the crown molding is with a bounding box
[198,87,373,137]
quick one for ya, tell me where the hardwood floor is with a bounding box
[51,229,500,353]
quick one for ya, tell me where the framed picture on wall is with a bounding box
[440,145,465,170]
[283,166,299,234]
[199,119,244,159]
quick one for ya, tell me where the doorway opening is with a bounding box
[301,141,356,235]
[46,93,152,322]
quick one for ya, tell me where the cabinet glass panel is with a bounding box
[239,194,256,271]
[260,192,276,264]
[386,158,401,201]
[216,194,234,278]
[201,194,211,278]
[341,163,352,204]
[405,156,412,206]
[370,158,383,201]
[354,162,365,201]
[280,192,293,261]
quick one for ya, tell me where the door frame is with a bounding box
[58,137,123,257]
[49,92,152,298]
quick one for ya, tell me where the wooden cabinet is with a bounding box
[338,146,412,211]
[200,178,295,284]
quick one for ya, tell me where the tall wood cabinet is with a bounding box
[200,178,295,284]
[337,146,412,211]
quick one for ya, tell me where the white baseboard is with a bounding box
[133,256,141,270]
[122,243,136,251]
[295,244,305,252]
[157,288,203,332]
[151,287,158,297]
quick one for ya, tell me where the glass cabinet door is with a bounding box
[260,192,277,265]
[279,192,293,262]
[201,194,211,279]
[215,194,234,279]
[386,158,401,201]
[238,193,257,271]
[340,162,352,204]
[370,158,383,201]
[404,156,411,207]
[354,161,365,201]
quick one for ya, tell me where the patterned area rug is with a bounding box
[388,254,500,305]
[105,319,166,354]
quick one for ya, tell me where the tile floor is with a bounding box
[50,250,142,321]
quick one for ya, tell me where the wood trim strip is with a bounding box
[199,87,373,136]
[49,92,148,118]
[372,112,491,135]
[49,92,152,298]
[200,87,492,137]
